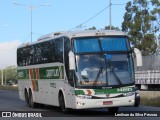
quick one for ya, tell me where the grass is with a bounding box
[0,85,18,91]
[139,91,160,107]
[140,97,160,107]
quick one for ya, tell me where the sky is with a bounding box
[0,0,130,68]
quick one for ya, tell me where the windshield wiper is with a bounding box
[110,67,122,85]
[94,39,105,83]
[94,66,103,83]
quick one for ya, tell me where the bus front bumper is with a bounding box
[75,94,135,109]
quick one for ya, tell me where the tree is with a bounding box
[122,0,158,56]
[88,26,96,30]
[104,25,120,30]
[151,0,160,29]
[151,0,160,54]
[156,35,160,54]
[0,66,17,85]
[87,25,120,30]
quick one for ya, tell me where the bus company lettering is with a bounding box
[18,71,24,78]
[46,69,59,78]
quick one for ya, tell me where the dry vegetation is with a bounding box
[0,85,18,91]
[139,91,160,107]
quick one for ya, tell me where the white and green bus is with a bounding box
[17,30,142,113]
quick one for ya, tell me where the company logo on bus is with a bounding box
[46,69,60,78]
[18,71,24,78]
[45,66,64,79]
[106,93,110,97]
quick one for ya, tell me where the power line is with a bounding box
[69,1,126,31]
[112,4,125,5]
[22,34,31,43]
[69,5,110,31]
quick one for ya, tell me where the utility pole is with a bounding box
[13,3,51,42]
[109,0,112,30]
[4,74,6,85]
[1,69,3,86]
[30,5,33,42]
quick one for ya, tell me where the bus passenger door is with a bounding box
[63,82,71,108]
[64,70,75,109]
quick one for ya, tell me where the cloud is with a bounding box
[0,40,21,68]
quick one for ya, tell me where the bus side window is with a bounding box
[17,48,22,66]
[55,38,63,63]
[49,40,55,63]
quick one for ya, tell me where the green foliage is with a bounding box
[122,0,159,56]
[88,25,120,30]
[104,25,120,30]
[0,66,17,85]
[88,26,96,30]
[140,34,158,56]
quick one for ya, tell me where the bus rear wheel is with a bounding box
[24,90,29,107]
[59,93,68,113]
[28,91,37,108]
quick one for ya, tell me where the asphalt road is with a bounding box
[0,90,160,120]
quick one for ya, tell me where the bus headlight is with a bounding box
[77,95,92,99]
[77,102,85,106]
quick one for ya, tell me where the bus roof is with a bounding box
[18,30,127,48]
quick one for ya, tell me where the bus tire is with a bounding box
[59,92,68,113]
[24,89,29,107]
[108,107,119,114]
[28,90,37,108]
[134,92,140,107]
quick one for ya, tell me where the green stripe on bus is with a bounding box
[75,89,85,95]
[17,66,64,80]
[39,66,64,79]
[75,86,135,95]
[35,80,39,91]
[17,69,29,79]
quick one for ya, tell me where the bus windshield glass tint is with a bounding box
[74,37,129,53]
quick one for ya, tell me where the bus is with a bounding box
[17,30,142,113]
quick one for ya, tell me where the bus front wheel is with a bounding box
[108,107,119,114]
[59,93,68,113]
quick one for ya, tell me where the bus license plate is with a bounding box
[103,101,113,105]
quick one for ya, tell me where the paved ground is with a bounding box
[0,90,160,120]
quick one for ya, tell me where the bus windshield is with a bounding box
[74,37,129,53]
[74,37,134,88]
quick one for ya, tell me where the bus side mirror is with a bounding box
[69,51,76,70]
[134,48,142,67]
